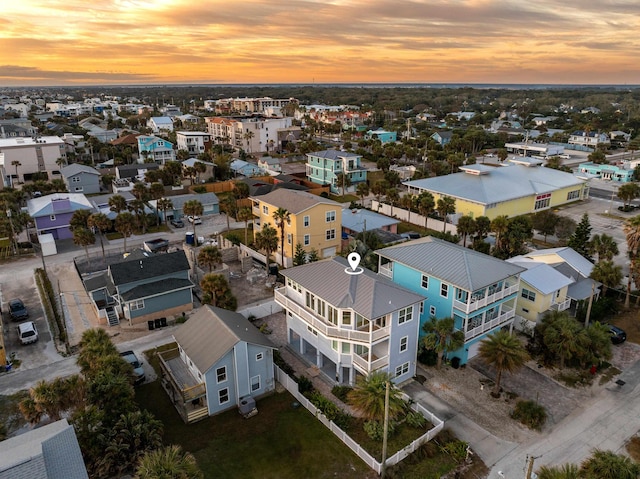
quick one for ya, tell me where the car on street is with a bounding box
[18,321,38,345]
[608,324,627,344]
[119,350,146,385]
[170,218,185,228]
[187,215,202,225]
[9,299,28,321]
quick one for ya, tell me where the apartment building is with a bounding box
[275,256,426,385]
[0,136,66,186]
[204,116,293,153]
[176,131,212,157]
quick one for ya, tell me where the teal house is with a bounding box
[306,149,367,194]
[365,128,397,144]
[578,162,634,182]
[377,237,524,365]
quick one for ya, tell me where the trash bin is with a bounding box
[160,317,167,327]
[154,318,162,329]
[185,232,194,245]
[451,357,461,369]
[148,320,155,331]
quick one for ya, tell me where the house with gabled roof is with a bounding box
[27,193,96,240]
[430,130,453,146]
[148,116,174,133]
[136,135,175,164]
[158,305,276,423]
[251,189,342,266]
[106,250,194,326]
[60,163,101,194]
[275,256,426,385]
[0,418,88,479]
[377,236,525,365]
[305,149,367,194]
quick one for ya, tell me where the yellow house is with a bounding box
[251,189,342,267]
[404,160,589,220]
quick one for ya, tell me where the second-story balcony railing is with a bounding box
[352,352,389,374]
[454,283,519,314]
[465,306,515,341]
[274,287,390,345]
[549,298,571,312]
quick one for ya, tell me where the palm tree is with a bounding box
[88,213,111,259]
[386,188,399,217]
[542,312,584,369]
[490,215,509,252]
[237,206,254,245]
[77,328,120,376]
[109,194,128,215]
[624,215,640,309]
[243,130,255,153]
[580,449,640,479]
[221,194,237,231]
[136,445,204,479]
[400,193,415,224]
[70,209,92,231]
[422,317,465,369]
[589,233,619,262]
[157,198,173,225]
[536,463,579,479]
[457,215,476,247]
[115,211,135,253]
[356,182,370,207]
[149,182,165,226]
[193,161,207,183]
[73,227,95,261]
[590,260,622,296]
[200,273,233,308]
[417,191,435,229]
[198,245,222,273]
[335,172,351,196]
[255,224,278,268]
[183,199,204,243]
[272,207,290,267]
[371,180,388,211]
[478,329,528,396]
[50,178,67,192]
[436,196,456,233]
[11,160,21,185]
[347,371,405,422]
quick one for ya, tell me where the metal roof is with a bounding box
[60,163,100,178]
[524,247,594,277]
[507,260,572,295]
[377,236,525,292]
[281,256,426,318]
[306,149,361,160]
[341,208,399,233]
[252,189,340,214]
[403,164,585,205]
[27,193,95,218]
[173,306,275,374]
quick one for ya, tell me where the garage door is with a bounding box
[322,247,336,258]
[467,340,482,360]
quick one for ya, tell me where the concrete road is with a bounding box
[490,361,640,477]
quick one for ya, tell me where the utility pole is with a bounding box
[584,281,595,327]
[380,380,390,478]
[525,454,539,479]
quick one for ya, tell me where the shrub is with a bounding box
[417,346,438,367]
[405,410,427,428]
[273,350,295,376]
[226,232,242,246]
[363,420,396,441]
[331,385,352,402]
[297,375,313,394]
[440,439,469,462]
[511,400,547,431]
[306,391,351,429]
[192,186,207,194]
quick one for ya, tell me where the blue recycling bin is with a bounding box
[185,232,195,245]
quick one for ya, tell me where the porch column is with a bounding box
[300,336,306,355]
[316,350,323,368]
[349,367,355,386]
[336,363,342,383]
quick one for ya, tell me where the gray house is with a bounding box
[0,418,88,479]
[106,250,194,326]
[152,192,219,221]
[60,163,101,194]
[158,305,276,423]
[275,256,426,385]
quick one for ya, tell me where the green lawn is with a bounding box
[135,383,376,479]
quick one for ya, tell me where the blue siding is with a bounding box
[206,351,237,415]
[127,288,192,319]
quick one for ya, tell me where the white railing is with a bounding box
[274,365,444,474]
[352,353,389,373]
[454,284,519,314]
[275,288,390,344]
[550,298,571,312]
[379,264,393,278]
[465,307,515,340]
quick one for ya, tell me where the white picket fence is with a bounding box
[274,366,444,474]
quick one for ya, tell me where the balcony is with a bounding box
[549,298,571,312]
[379,264,393,279]
[352,352,389,374]
[158,348,208,423]
[454,283,519,314]
[465,306,515,341]
[275,288,390,344]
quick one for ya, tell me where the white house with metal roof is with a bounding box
[158,306,276,423]
[403,161,589,220]
[275,256,426,385]
[377,236,525,365]
[341,207,400,237]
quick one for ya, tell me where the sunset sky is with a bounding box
[1,0,639,86]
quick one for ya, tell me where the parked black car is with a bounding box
[608,325,627,344]
[171,218,185,228]
[9,299,28,321]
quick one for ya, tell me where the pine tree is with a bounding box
[567,213,593,261]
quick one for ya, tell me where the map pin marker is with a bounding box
[348,252,361,271]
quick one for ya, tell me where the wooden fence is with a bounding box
[273,366,444,474]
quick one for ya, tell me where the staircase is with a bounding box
[106,307,119,326]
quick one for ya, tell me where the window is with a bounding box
[50,215,56,221]
[521,288,536,302]
[395,362,409,377]
[342,311,351,326]
[251,375,261,392]
[326,210,336,222]
[567,190,580,200]
[304,234,310,246]
[256,352,263,361]
[218,388,229,405]
[398,306,413,324]
[534,193,551,210]
[326,229,335,240]
[419,302,424,315]
[262,205,269,214]
[429,305,436,316]
[216,366,227,383]
[328,306,338,325]
[421,275,429,289]
[399,336,408,353]
[341,342,351,354]
[440,283,449,298]
[287,233,292,245]
[332,340,338,351]
[72,176,81,182]
[303,215,310,227]
[130,299,144,311]
[307,325,318,336]
[74,186,83,192]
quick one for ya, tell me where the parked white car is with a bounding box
[187,215,202,225]
[18,321,38,345]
